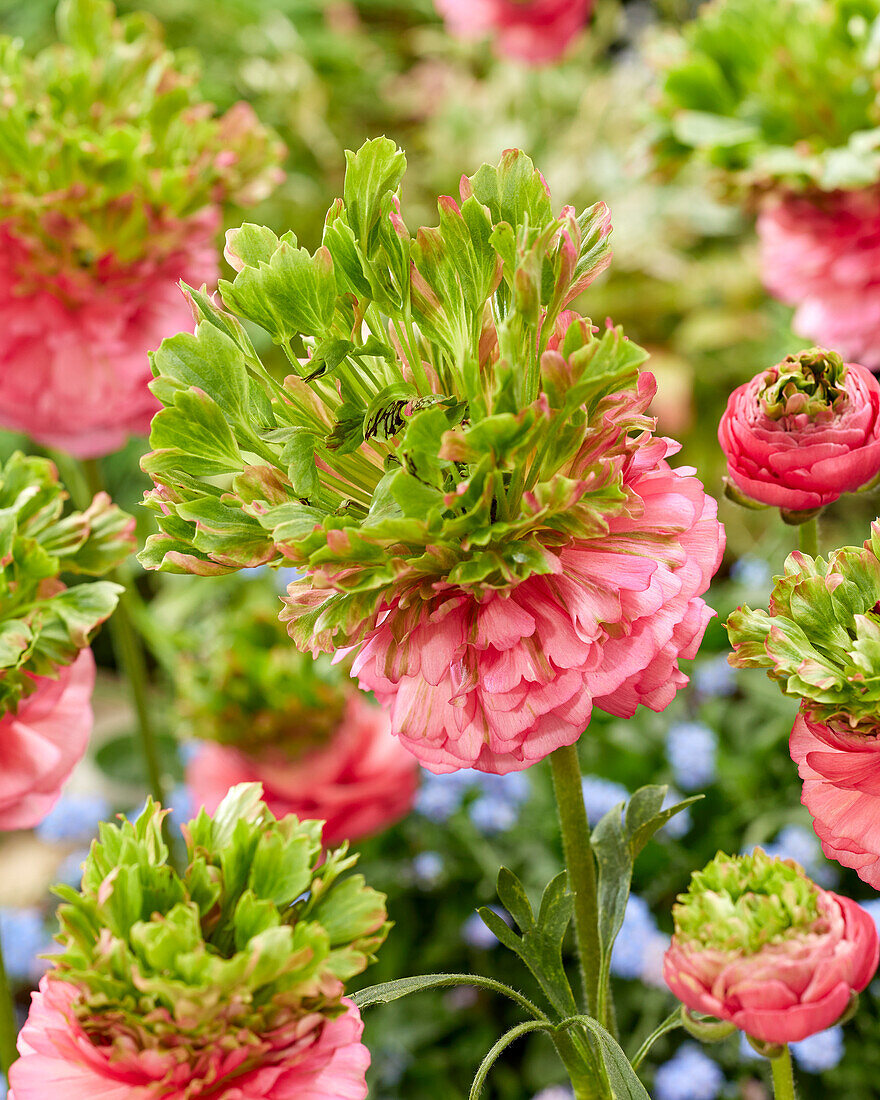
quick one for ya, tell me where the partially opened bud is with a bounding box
[664,850,878,1044]
[718,348,880,514]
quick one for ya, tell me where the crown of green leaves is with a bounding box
[655,0,880,193]
[673,850,824,954]
[727,523,880,731]
[52,783,388,1049]
[0,0,283,262]
[0,452,132,714]
[139,138,664,652]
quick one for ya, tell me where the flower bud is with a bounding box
[664,850,879,1044]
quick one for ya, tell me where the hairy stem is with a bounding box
[0,936,18,1077]
[798,516,819,557]
[770,1046,798,1100]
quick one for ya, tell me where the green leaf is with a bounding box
[466,149,554,233]
[342,137,407,251]
[352,974,547,1020]
[558,1017,651,1099]
[149,390,243,474]
[469,1021,553,1100]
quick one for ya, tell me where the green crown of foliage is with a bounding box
[727,523,880,731]
[0,0,283,261]
[139,138,660,652]
[0,452,132,714]
[52,783,388,1050]
[176,576,351,755]
[655,0,880,192]
[673,849,823,954]
[759,348,849,421]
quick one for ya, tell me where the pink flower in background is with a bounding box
[0,651,95,831]
[791,709,880,889]
[350,379,724,774]
[187,696,418,844]
[9,978,370,1100]
[664,851,879,1044]
[718,348,880,511]
[0,209,219,458]
[758,188,880,370]
[435,0,592,64]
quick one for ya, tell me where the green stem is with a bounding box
[770,1047,797,1100]
[79,459,167,808]
[798,516,819,557]
[549,743,601,1019]
[0,936,18,1077]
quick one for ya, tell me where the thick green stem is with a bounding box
[0,936,18,1077]
[552,1031,605,1100]
[770,1047,797,1100]
[79,459,167,808]
[549,743,601,1018]
[798,516,819,557]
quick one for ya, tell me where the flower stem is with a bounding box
[770,1047,797,1100]
[798,516,819,557]
[0,935,18,1076]
[549,742,601,1019]
[79,459,167,808]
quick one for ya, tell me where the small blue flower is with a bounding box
[693,655,737,698]
[461,906,508,950]
[475,771,530,803]
[412,851,444,887]
[166,784,196,828]
[469,796,518,833]
[611,895,657,980]
[791,1027,844,1073]
[531,1089,573,1100]
[654,1042,725,1100]
[54,845,91,889]
[35,792,111,844]
[756,825,837,887]
[415,770,471,822]
[665,722,718,791]
[661,787,691,838]
[0,908,54,984]
[581,776,628,827]
[860,897,880,936]
[730,555,772,590]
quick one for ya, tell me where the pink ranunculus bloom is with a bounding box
[350,377,724,774]
[435,0,592,64]
[186,696,419,844]
[664,868,879,1044]
[791,708,880,889]
[758,188,880,371]
[718,348,880,512]
[0,650,95,831]
[0,209,219,458]
[9,978,369,1100]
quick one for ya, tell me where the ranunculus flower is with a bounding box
[350,375,723,774]
[0,212,219,458]
[791,709,880,889]
[9,784,387,1100]
[664,850,879,1044]
[10,980,369,1100]
[0,650,95,831]
[187,695,419,843]
[718,347,880,512]
[435,0,592,64]
[759,189,880,371]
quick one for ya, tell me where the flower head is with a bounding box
[434,0,592,65]
[141,140,723,774]
[0,0,283,457]
[9,783,387,1100]
[664,850,878,1044]
[719,348,880,514]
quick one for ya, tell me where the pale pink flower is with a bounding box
[791,708,880,889]
[0,209,219,458]
[758,188,880,370]
[187,696,419,844]
[0,650,95,831]
[9,977,369,1100]
[349,376,724,774]
[664,882,878,1044]
[435,0,592,64]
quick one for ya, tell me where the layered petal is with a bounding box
[434,0,592,63]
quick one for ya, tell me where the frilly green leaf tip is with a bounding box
[655,0,880,192]
[673,849,822,955]
[139,137,652,657]
[0,0,284,260]
[0,451,133,715]
[727,520,880,731]
[51,781,389,1046]
[173,576,352,754]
